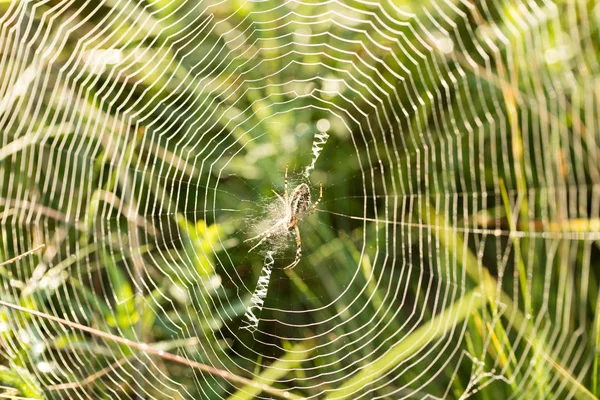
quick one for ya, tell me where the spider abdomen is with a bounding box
[288,183,311,226]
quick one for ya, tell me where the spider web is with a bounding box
[0,0,598,399]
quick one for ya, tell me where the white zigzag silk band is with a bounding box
[240,251,274,333]
[304,130,329,178]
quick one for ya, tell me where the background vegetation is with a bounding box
[0,0,598,399]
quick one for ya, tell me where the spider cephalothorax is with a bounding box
[245,165,322,270]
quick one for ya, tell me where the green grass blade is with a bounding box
[226,340,315,400]
[325,288,483,400]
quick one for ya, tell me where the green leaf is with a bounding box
[101,250,137,338]
[0,364,45,399]
[176,214,222,277]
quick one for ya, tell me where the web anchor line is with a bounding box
[240,251,274,333]
[304,130,329,178]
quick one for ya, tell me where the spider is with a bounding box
[245,164,322,270]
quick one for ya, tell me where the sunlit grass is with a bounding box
[0,0,598,399]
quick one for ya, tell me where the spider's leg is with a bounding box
[283,225,302,270]
[244,220,285,248]
[284,164,289,205]
[244,220,284,243]
[272,190,286,207]
[248,234,273,253]
[311,181,323,213]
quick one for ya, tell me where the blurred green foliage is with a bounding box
[0,0,598,399]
